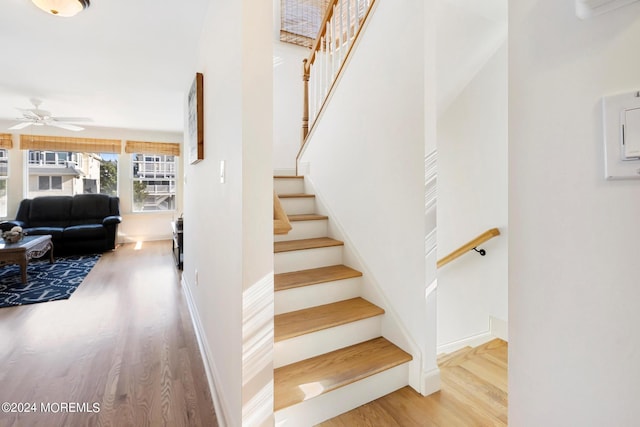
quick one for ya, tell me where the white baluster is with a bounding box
[340,0,344,67]
[347,0,352,43]
[320,32,324,99]
[331,7,337,80]
[309,65,315,122]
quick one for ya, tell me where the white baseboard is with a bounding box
[181,276,229,427]
[117,234,172,244]
[437,317,509,355]
[437,332,494,355]
[421,367,441,396]
[490,316,508,341]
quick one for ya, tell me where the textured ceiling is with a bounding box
[0,0,210,133]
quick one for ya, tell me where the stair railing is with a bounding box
[437,228,501,268]
[300,0,377,147]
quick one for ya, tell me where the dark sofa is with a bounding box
[1,194,122,254]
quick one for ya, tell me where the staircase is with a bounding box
[273,175,412,426]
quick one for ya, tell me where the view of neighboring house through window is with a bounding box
[26,150,118,199]
[132,153,176,212]
[0,149,8,217]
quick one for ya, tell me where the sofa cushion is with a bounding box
[29,197,72,227]
[24,227,65,240]
[70,194,113,225]
[63,224,106,240]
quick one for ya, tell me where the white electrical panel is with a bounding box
[603,91,640,179]
[622,107,640,159]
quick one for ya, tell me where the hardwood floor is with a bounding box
[0,241,217,427]
[318,339,508,427]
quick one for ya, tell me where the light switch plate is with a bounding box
[603,91,640,180]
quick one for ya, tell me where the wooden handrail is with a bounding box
[274,192,292,235]
[437,228,501,269]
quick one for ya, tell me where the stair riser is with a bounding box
[274,178,304,195]
[275,277,362,315]
[273,219,328,242]
[274,316,382,368]
[274,362,410,426]
[279,197,315,215]
[274,246,343,274]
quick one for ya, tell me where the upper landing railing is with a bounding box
[300,0,377,147]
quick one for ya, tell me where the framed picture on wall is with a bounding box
[188,72,204,164]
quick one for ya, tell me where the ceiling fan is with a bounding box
[9,99,92,132]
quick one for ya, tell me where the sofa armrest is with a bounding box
[0,220,26,231]
[103,216,122,226]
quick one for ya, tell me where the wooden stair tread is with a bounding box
[275,265,362,291]
[274,175,304,179]
[274,337,412,411]
[288,214,328,221]
[278,193,315,198]
[275,297,383,342]
[274,237,343,253]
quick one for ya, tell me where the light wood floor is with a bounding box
[0,241,217,427]
[319,339,508,427]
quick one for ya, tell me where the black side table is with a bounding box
[171,221,183,270]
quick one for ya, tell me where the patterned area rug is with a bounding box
[0,254,100,308]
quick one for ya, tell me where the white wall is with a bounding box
[1,121,183,242]
[509,2,640,425]
[437,43,508,349]
[272,0,308,174]
[182,1,272,425]
[300,0,439,393]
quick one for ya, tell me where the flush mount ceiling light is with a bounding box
[31,0,90,17]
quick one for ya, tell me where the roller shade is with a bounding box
[280,0,330,48]
[20,134,121,153]
[0,134,13,149]
[125,140,181,156]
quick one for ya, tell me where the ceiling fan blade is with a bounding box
[17,109,40,119]
[8,122,33,130]
[52,117,93,122]
[48,122,84,132]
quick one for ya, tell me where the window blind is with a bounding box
[125,140,180,156]
[20,134,122,153]
[281,0,330,48]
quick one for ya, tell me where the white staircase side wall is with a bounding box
[275,277,362,314]
[274,362,410,427]
[274,246,343,273]
[278,197,316,215]
[274,316,382,368]
[273,219,328,242]
[301,175,429,394]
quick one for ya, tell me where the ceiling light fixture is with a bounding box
[31,0,90,17]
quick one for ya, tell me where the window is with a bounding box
[26,150,118,198]
[132,153,176,212]
[38,176,63,191]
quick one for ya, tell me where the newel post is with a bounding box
[302,58,310,143]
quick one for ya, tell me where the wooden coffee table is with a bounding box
[0,235,54,284]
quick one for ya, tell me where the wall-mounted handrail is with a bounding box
[274,192,292,235]
[437,228,501,269]
[300,0,377,157]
